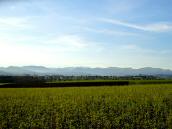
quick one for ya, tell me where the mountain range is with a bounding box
[0,66,172,76]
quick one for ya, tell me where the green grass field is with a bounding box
[0,84,172,129]
[48,79,172,84]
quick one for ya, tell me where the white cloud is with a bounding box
[0,37,64,67]
[0,34,104,67]
[120,44,138,50]
[106,0,140,14]
[83,27,137,36]
[120,44,155,53]
[101,18,172,32]
[0,17,32,30]
[120,44,172,55]
[45,35,88,49]
[144,23,172,32]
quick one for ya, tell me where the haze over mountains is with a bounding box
[0,66,172,76]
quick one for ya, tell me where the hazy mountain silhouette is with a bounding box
[0,66,172,76]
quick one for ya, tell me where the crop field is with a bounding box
[0,84,172,129]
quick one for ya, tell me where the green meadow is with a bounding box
[0,84,172,129]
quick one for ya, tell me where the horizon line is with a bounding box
[0,65,172,71]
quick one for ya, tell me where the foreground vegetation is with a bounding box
[0,84,172,128]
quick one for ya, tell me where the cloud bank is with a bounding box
[101,18,172,32]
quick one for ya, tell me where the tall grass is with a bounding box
[0,84,172,128]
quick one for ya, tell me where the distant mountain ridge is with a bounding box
[0,66,172,76]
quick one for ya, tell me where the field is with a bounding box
[0,84,172,129]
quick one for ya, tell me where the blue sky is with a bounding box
[0,0,172,69]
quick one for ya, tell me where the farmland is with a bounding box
[0,84,172,128]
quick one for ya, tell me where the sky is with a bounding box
[0,0,172,69]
